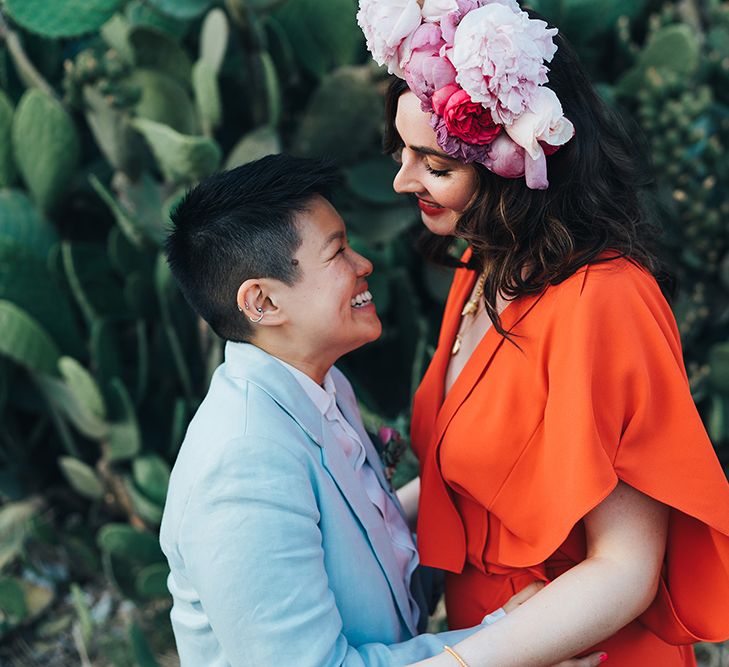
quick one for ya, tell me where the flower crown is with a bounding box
[357,0,576,189]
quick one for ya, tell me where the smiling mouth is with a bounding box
[351,289,373,308]
[417,198,446,216]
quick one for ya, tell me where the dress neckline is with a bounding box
[442,268,513,402]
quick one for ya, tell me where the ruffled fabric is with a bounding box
[411,254,729,646]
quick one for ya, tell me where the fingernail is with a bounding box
[599,654,609,663]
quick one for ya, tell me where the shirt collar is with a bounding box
[272,357,335,417]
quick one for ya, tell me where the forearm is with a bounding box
[408,481,669,667]
[409,554,659,667]
[396,476,420,529]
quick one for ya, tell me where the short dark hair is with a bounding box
[165,155,340,342]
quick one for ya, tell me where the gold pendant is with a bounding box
[461,301,478,316]
[451,335,462,356]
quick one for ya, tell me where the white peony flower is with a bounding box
[357,0,423,75]
[482,0,521,13]
[421,0,460,21]
[505,86,575,158]
[451,3,559,125]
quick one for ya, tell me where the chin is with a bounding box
[346,322,383,354]
[368,320,383,342]
[421,212,458,236]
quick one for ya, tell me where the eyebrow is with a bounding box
[409,144,454,161]
[321,230,345,252]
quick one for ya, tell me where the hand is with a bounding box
[503,581,545,613]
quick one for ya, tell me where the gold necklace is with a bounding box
[451,272,487,356]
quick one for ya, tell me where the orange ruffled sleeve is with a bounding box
[484,260,729,643]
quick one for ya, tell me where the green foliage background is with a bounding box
[0,0,727,663]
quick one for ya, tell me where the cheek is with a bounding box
[321,265,355,307]
[451,175,478,212]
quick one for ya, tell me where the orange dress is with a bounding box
[411,255,729,666]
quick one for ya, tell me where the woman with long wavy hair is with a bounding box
[357,1,729,665]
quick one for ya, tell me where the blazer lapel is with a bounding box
[332,372,420,637]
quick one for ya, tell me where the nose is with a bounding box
[352,249,373,277]
[392,149,420,194]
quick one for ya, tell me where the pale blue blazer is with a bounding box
[160,342,479,666]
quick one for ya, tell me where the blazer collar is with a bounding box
[223,342,419,636]
[224,342,325,444]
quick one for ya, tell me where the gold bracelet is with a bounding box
[443,645,470,667]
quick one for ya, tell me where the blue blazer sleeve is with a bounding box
[177,435,478,667]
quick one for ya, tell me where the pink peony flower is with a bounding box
[440,1,520,45]
[451,3,559,125]
[505,86,575,159]
[402,24,456,102]
[485,132,526,179]
[356,0,423,75]
[432,84,502,145]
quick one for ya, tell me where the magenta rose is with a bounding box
[432,84,501,146]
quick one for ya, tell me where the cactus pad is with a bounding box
[131,118,221,183]
[0,92,16,187]
[145,0,212,20]
[2,0,125,38]
[11,90,80,212]
[0,300,60,376]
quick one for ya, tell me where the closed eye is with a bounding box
[425,163,450,177]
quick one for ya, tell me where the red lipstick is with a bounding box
[417,198,446,216]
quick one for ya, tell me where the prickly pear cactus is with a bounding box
[63,46,138,111]
[11,89,80,211]
[615,3,729,457]
[0,0,726,663]
[2,0,125,37]
[0,91,16,187]
[131,118,221,183]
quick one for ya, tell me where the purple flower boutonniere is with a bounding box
[377,427,407,482]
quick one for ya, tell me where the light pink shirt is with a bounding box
[276,359,420,622]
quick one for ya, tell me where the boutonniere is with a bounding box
[377,427,407,482]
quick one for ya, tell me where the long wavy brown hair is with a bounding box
[383,11,670,337]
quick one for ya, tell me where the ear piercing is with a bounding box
[239,301,263,322]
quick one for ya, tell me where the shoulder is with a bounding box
[534,256,684,372]
[166,375,316,505]
[547,256,674,330]
[162,421,317,554]
[557,256,659,300]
